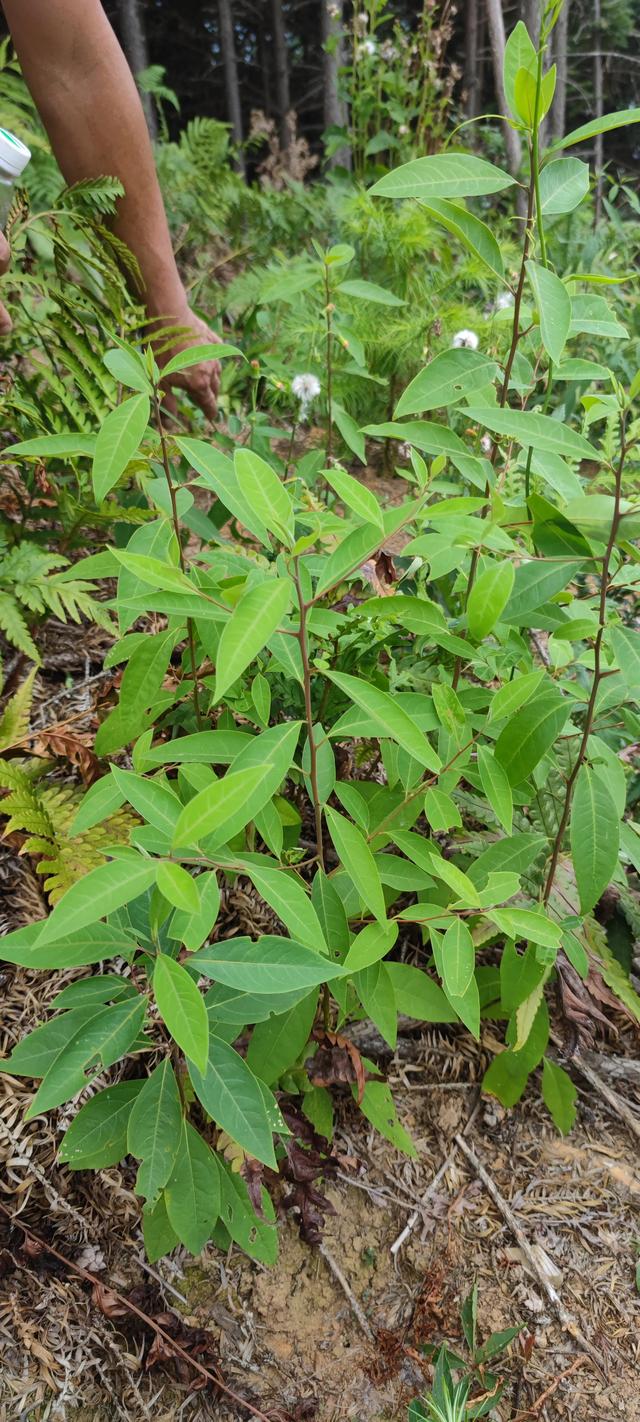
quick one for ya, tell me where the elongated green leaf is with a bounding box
[369,152,514,200]
[215,577,292,700]
[526,261,571,363]
[164,1120,221,1253]
[93,394,149,502]
[217,1162,278,1264]
[59,1081,142,1169]
[154,953,209,1073]
[162,342,243,377]
[128,1060,183,1201]
[362,420,466,457]
[325,807,387,923]
[177,437,272,546]
[501,559,584,623]
[467,560,514,640]
[0,922,137,970]
[539,157,590,213]
[97,628,177,753]
[170,870,220,951]
[356,1079,417,1156]
[463,406,598,461]
[354,961,397,1048]
[246,991,317,1085]
[344,920,398,973]
[104,345,153,393]
[2,1007,107,1079]
[70,775,126,836]
[468,833,547,884]
[494,689,567,785]
[156,861,200,914]
[314,521,385,598]
[422,198,504,278]
[477,745,513,834]
[332,403,366,463]
[173,764,273,847]
[541,1057,577,1134]
[548,107,640,153]
[395,349,499,418]
[191,935,345,993]
[189,1035,276,1167]
[112,551,197,596]
[608,625,640,693]
[488,670,546,723]
[111,767,181,837]
[27,997,147,1118]
[327,670,440,772]
[36,857,158,946]
[245,863,328,954]
[489,908,562,949]
[427,853,481,906]
[503,20,536,119]
[323,466,383,530]
[440,919,475,998]
[143,730,253,766]
[6,433,97,459]
[570,764,619,913]
[235,448,293,544]
[386,963,457,1021]
[338,278,404,306]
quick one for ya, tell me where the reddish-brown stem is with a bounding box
[153,391,203,730]
[543,422,627,903]
[324,264,334,462]
[294,558,325,869]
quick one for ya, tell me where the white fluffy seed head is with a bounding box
[451,329,480,350]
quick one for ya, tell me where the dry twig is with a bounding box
[390,1093,481,1256]
[318,1242,374,1341]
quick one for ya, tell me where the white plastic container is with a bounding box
[0,127,31,225]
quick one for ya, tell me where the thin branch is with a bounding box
[153,390,203,730]
[294,557,324,868]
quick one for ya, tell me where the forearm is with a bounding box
[2,0,186,319]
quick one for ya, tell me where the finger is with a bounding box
[0,233,10,276]
[196,382,218,422]
[0,299,13,335]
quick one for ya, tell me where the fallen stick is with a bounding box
[454,1134,606,1378]
[515,1355,586,1418]
[550,1032,640,1145]
[319,1242,374,1341]
[390,1093,481,1257]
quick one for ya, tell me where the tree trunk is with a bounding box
[119,0,156,140]
[271,0,292,152]
[218,0,246,178]
[550,0,569,142]
[486,0,524,195]
[464,0,480,120]
[321,0,351,170]
[593,0,604,224]
[522,0,540,46]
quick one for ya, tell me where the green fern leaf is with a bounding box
[0,592,39,661]
[0,668,36,752]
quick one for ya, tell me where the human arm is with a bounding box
[1,0,220,416]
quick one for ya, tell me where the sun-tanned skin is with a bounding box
[0,0,221,418]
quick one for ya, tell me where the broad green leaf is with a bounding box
[164,1120,221,1253]
[386,963,457,1022]
[548,107,640,153]
[541,1057,577,1134]
[608,625,640,693]
[97,628,177,752]
[128,1060,183,1201]
[0,922,137,970]
[494,688,567,784]
[234,448,294,544]
[142,729,253,766]
[214,577,292,700]
[332,404,367,463]
[156,861,200,914]
[327,670,440,772]
[503,20,536,119]
[154,953,209,1073]
[162,342,243,377]
[538,157,590,213]
[526,261,571,363]
[500,941,546,1015]
[92,394,150,502]
[112,551,198,596]
[314,521,387,598]
[362,420,466,457]
[104,345,153,393]
[312,870,351,962]
[421,199,504,278]
[501,559,584,623]
[440,919,475,998]
[50,977,136,1010]
[173,764,273,847]
[170,871,220,952]
[556,358,611,382]
[59,1081,142,1169]
[483,1051,530,1107]
[570,764,620,913]
[70,775,126,836]
[111,767,181,837]
[245,863,328,954]
[395,349,499,418]
[189,1035,276,1167]
[369,152,514,201]
[36,857,158,946]
[27,997,147,1117]
[354,961,397,1047]
[325,807,387,922]
[355,1078,417,1156]
[463,406,598,461]
[468,833,547,884]
[424,787,461,832]
[2,1007,104,1078]
[177,437,272,546]
[323,466,383,530]
[246,990,318,1084]
[344,920,398,972]
[488,669,546,722]
[6,433,97,459]
[338,277,404,306]
[467,560,514,640]
[192,935,345,993]
[477,745,513,833]
[217,1162,278,1264]
[488,908,562,950]
[427,853,481,906]
[219,721,301,843]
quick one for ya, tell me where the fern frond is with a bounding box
[0,668,36,752]
[0,592,39,661]
[59,176,124,216]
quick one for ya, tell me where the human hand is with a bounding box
[0,232,13,335]
[158,310,222,421]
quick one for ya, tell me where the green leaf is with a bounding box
[215,577,292,700]
[36,856,158,946]
[244,863,328,954]
[234,448,293,544]
[332,404,367,463]
[2,1008,102,1078]
[548,107,640,153]
[386,963,457,1021]
[164,1120,221,1253]
[246,990,318,1085]
[369,152,515,200]
[323,466,383,530]
[70,775,126,836]
[421,199,504,278]
[488,669,546,723]
[156,860,200,914]
[424,787,461,832]
[98,628,176,752]
[111,767,181,837]
[143,1194,179,1263]
[395,349,499,418]
[501,559,584,623]
[191,935,345,994]
[541,1057,577,1134]
[469,833,547,884]
[362,420,466,458]
[112,551,197,596]
[338,278,405,306]
[59,1081,142,1169]
[570,764,620,913]
[538,157,590,213]
[440,919,475,998]
[494,688,567,784]
[92,394,150,502]
[189,1035,276,1167]
[154,953,209,1073]
[467,560,514,640]
[325,807,387,923]
[162,342,243,377]
[104,345,153,393]
[0,922,137,970]
[6,433,96,459]
[488,908,562,950]
[170,870,220,951]
[355,1079,417,1157]
[173,764,274,847]
[608,625,640,694]
[312,870,351,962]
[177,437,272,546]
[477,746,513,834]
[219,721,302,842]
[463,406,598,461]
[354,961,397,1048]
[128,1060,183,1201]
[483,1051,530,1107]
[526,261,571,363]
[327,671,440,772]
[427,853,481,906]
[27,997,147,1117]
[217,1162,278,1264]
[503,20,536,119]
[314,521,387,598]
[344,920,398,972]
